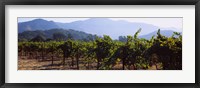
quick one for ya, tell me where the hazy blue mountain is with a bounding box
[56,18,161,39]
[18,18,180,39]
[139,30,181,39]
[18,19,60,33]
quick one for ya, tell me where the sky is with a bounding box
[18,17,182,31]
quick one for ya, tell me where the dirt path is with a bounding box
[18,57,162,70]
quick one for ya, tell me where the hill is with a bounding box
[18,18,180,39]
[18,28,96,41]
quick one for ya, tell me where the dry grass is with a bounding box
[18,56,99,70]
[18,56,162,70]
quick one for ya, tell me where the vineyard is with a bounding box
[18,29,182,70]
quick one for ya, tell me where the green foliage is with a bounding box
[18,29,182,70]
[53,32,67,41]
[30,34,46,42]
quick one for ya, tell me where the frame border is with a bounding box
[0,0,200,88]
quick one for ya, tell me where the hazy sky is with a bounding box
[18,17,182,30]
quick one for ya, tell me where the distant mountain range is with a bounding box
[18,18,181,39]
